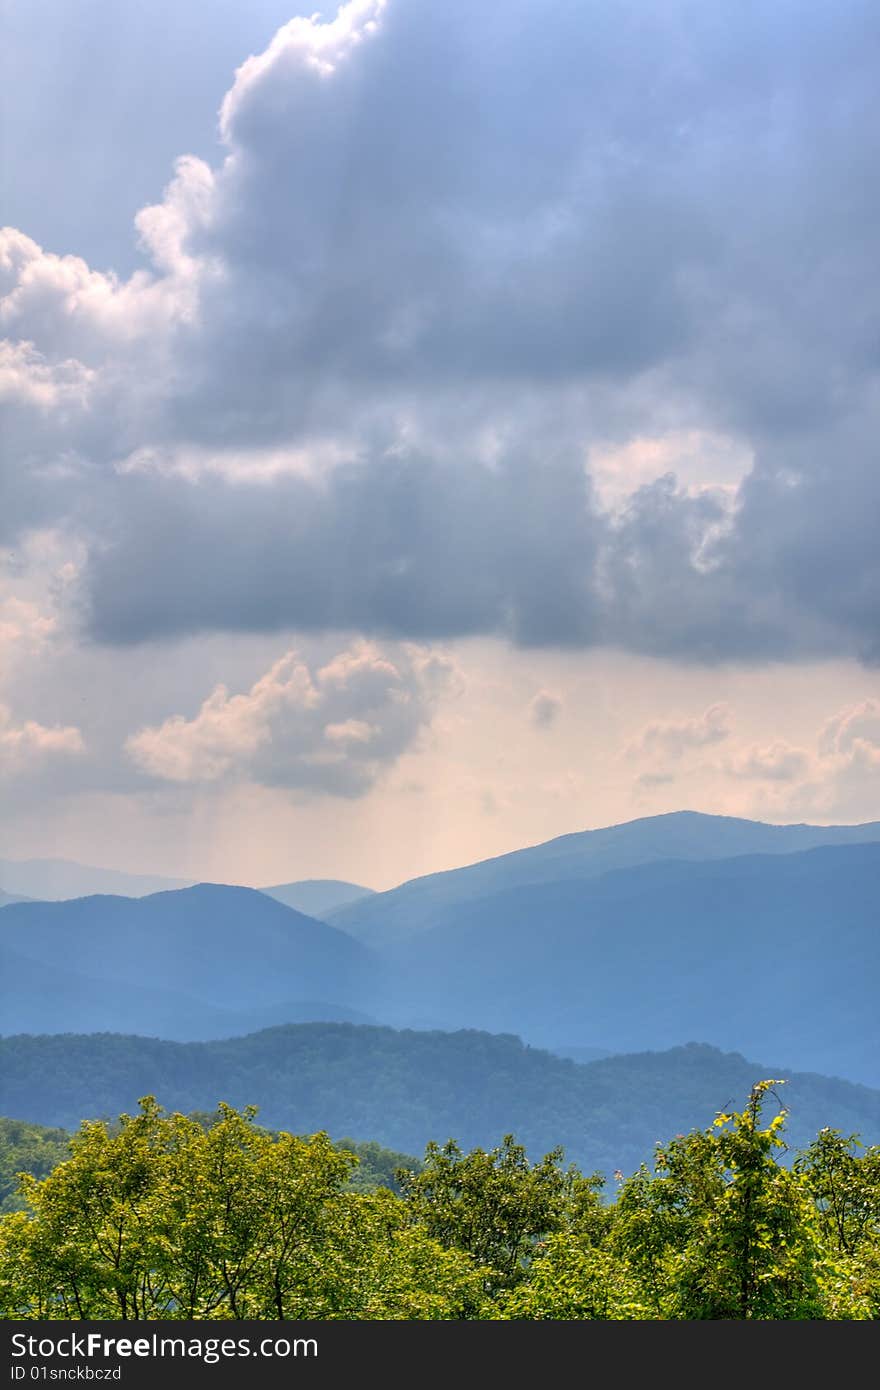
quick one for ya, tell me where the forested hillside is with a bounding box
[3,1027,879,1177]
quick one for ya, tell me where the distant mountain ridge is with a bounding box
[0,857,194,901]
[0,890,30,909]
[0,858,374,915]
[2,1027,878,1178]
[0,885,379,1040]
[328,810,880,947]
[261,879,375,918]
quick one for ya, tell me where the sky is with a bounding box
[2,0,880,890]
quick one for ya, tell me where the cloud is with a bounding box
[529,690,562,728]
[588,430,752,511]
[628,703,731,762]
[219,0,387,131]
[2,1,880,664]
[716,699,880,821]
[825,738,880,820]
[125,641,457,796]
[750,739,880,823]
[0,704,84,772]
[725,742,812,783]
[83,453,604,647]
[820,699,880,757]
[0,597,56,658]
[635,770,677,790]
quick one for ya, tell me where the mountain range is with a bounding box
[2,811,878,1086]
[0,855,372,916]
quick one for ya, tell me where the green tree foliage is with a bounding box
[1,1085,879,1321]
[793,1128,880,1317]
[614,1081,831,1318]
[335,1138,421,1194]
[397,1135,587,1291]
[0,1100,483,1320]
[490,1237,649,1320]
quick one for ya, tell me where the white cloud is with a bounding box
[588,430,752,512]
[134,155,217,281]
[625,693,880,822]
[125,641,458,796]
[628,703,731,762]
[219,0,387,136]
[0,704,84,771]
[0,552,76,721]
[718,700,880,822]
[0,597,56,658]
[725,741,811,783]
[820,699,880,757]
[0,339,94,412]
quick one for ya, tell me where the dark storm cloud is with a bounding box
[85,451,603,648]
[4,0,880,662]
[82,442,880,665]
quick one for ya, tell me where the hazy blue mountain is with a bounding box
[377,843,880,1087]
[0,856,194,901]
[0,939,237,1040]
[0,885,380,1037]
[329,810,880,947]
[0,935,379,1040]
[2,1027,877,1178]
[261,879,375,918]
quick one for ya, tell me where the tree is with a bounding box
[8,1097,173,1318]
[615,1081,827,1319]
[794,1128,880,1318]
[0,1099,357,1319]
[397,1134,580,1291]
[0,1099,485,1322]
[4,1087,879,1321]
